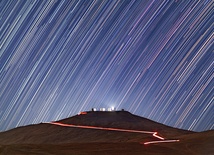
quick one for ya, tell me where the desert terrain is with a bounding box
[0,111,213,155]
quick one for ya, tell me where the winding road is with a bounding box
[48,122,180,145]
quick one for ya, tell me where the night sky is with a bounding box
[0,0,213,132]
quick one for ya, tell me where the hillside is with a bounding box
[0,111,191,144]
[0,111,213,155]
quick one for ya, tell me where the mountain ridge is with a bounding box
[0,111,213,155]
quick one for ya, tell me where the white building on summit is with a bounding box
[91,107,116,112]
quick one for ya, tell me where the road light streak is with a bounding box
[144,139,180,145]
[49,122,155,134]
[153,132,165,140]
[48,122,180,145]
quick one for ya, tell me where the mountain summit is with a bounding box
[0,110,213,155]
[57,110,191,137]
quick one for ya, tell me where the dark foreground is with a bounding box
[0,111,213,155]
[0,137,213,155]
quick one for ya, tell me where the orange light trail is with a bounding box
[153,132,165,140]
[48,122,180,144]
[144,139,180,145]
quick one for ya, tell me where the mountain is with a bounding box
[0,110,213,155]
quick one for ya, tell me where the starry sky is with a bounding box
[0,0,213,132]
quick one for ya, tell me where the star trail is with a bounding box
[0,0,213,132]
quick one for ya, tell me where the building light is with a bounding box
[92,108,96,111]
[111,107,115,111]
[80,111,87,115]
[107,108,112,111]
[100,108,105,111]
